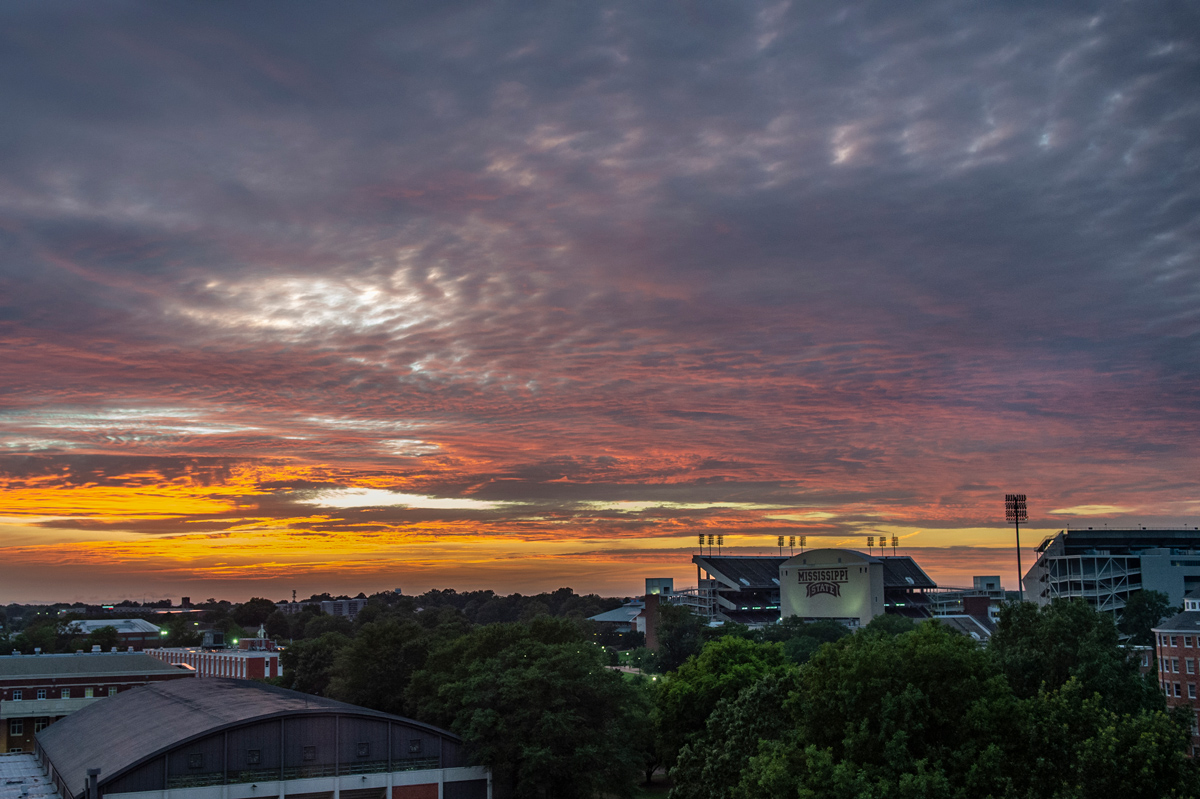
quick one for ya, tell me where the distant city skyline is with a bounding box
[1,2,1197,603]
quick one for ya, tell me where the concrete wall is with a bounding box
[780,549,883,626]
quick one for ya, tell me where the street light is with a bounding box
[1005,494,1028,601]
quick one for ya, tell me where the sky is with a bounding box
[0,1,1198,604]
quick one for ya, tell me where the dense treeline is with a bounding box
[0,587,626,654]
[4,592,1196,798]
[277,595,1197,799]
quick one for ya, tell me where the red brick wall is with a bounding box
[643,594,660,652]
[392,785,438,799]
[1155,631,1200,756]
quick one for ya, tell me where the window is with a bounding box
[1189,660,1195,675]
[1188,636,1195,648]
[187,754,203,770]
[1143,653,1151,667]
[1176,683,1183,698]
[33,718,48,733]
[36,689,46,700]
[11,690,21,701]
[1190,684,1197,699]
[60,688,69,699]
[9,720,23,736]
[84,688,93,698]
[108,687,117,696]
[356,742,370,758]
[1173,636,1180,647]
[246,750,261,766]
[1174,659,1181,673]
[302,746,316,762]
[408,739,423,755]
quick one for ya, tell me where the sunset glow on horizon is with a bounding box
[1,2,1197,603]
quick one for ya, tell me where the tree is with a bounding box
[864,613,917,636]
[282,631,350,695]
[263,609,291,640]
[730,618,1200,799]
[163,617,202,647]
[670,670,800,799]
[326,618,429,716]
[761,617,850,664]
[1119,590,1177,646]
[989,598,1162,714]
[656,636,792,769]
[407,620,642,799]
[85,625,121,652]
[1016,679,1199,799]
[653,604,707,672]
[232,597,278,628]
[303,613,354,638]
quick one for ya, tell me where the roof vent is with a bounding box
[905,577,915,585]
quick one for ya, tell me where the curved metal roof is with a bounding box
[37,678,459,797]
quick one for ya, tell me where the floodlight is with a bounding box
[1004,493,1029,601]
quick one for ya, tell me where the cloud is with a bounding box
[1048,504,1137,517]
[296,488,505,511]
[0,1,1197,599]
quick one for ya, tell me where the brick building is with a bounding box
[0,652,193,753]
[1153,588,1200,756]
[146,634,280,679]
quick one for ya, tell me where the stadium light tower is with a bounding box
[1005,494,1028,601]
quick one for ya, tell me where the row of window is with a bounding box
[1162,681,1199,699]
[8,718,50,736]
[1159,634,1197,648]
[9,687,116,700]
[185,740,423,769]
[1160,658,1198,675]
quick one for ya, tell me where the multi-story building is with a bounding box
[1025,528,1200,615]
[63,619,162,651]
[146,635,280,680]
[275,598,368,619]
[0,652,193,753]
[1153,588,1200,756]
